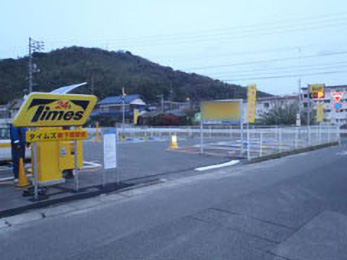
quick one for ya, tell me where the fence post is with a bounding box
[295,127,298,149]
[307,126,310,147]
[247,123,251,161]
[200,121,204,154]
[259,131,263,157]
[278,127,282,152]
[328,126,331,143]
[336,125,340,144]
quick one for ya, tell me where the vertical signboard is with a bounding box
[247,84,257,123]
[317,103,324,122]
[103,132,117,169]
[133,109,139,125]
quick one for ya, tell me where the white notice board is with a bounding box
[103,133,117,169]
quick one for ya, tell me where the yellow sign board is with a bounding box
[317,103,324,122]
[26,129,88,142]
[201,100,242,122]
[247,84,257,123]
[13,93,97,127]
[133,109,139,125]
[0,142,11,148]
[309,84,325,99]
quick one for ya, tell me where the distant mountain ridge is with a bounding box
[0,46,271,105]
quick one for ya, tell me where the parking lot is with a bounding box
[0,136,238,215]
[0,124,341,216]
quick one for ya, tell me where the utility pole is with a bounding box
[307,84,311,126]
[28,37,33,94]
[297,47,302,126]
[91,73,94,94]
[169,82,173,111]
[156,94,164,112]
[122,87,126,137]
[28,37,44,93]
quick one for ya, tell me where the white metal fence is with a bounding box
[245,125,340,160]
[87,124,340,161]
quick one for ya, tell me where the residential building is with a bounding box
[301,85,347,125]
[243,95,299,122]
[92,94,146,122]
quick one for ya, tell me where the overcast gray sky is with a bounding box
[1,0,346,95]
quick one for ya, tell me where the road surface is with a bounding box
[1,143,347,259]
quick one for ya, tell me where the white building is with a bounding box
[301,85,347,125]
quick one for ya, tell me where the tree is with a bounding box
[259,104,314,125]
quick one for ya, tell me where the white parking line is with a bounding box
[195,160,240,171]
[0,166,11,172]
[83,161,102,169]
[0,176,13,182]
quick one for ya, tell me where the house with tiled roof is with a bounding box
[92,94,147,120]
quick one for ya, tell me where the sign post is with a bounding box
[103,130,118,185]
[33,141,39,200]
[13,92,97,199]
[308,84,325,127]
[246,84,257,160]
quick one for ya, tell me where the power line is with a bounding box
[150,45,311,63]
[186,50,347,71]
[209,60,347,77]
[46,13,347,49]
[100,20,347,49]
[48,12,347,45]
[213,65,347,79]
[222,70,347,82]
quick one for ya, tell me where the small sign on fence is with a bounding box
[103,132,117,169]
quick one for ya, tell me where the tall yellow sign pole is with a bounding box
[246,84,257,161]
[247,84,257,123]
[316,103,324,123]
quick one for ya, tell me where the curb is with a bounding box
[250,142,339,163]
[0,179,162,219]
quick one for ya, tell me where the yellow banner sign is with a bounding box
[133,109,139,125]
[13,93,97,127]
[316,103,324,122]
[201,100,242,122]
[309,84,325,99]
[26,129,88,142]
[247,84,257,123]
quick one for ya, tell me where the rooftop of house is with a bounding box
[98,94,145,105]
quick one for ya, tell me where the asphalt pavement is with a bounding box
[1,140,347,259]
[0,137,233,215]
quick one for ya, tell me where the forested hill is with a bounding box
[0,46,271,104]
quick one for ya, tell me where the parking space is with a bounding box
[81,137,233,184]
[0,136,239,215]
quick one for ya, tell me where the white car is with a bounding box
[0,127,31,162]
